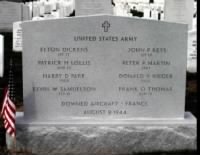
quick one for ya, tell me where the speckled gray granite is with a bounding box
[8,112,196,155]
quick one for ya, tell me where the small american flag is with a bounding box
[0,87,16,137]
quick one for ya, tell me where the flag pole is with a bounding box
[14,135,17,155]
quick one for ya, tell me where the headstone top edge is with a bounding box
[21,15,188,28]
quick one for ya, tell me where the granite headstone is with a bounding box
[75,0,113,16]
[12,15,197,155]
[13,21,23,52]
[0,1,30,31]
[22,15,188,122]
[164,0,194,30]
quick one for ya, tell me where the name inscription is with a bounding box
[31,31,174,117]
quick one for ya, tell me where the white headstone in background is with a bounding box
[0,1,30,31]
[154,0,164,4]
[151,9,158,20]
[187,27,197,73]
[59,0,74,17]
[22,4,31,21]
[75,0,113,16]
[164,0,194,30]
[13,21,23,52]
[0,1,21,31]
[143,8,150,19]
[0,35,4,77]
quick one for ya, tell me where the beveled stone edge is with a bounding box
[16,112,197,126]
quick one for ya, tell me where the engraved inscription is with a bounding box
[22,16,186,119]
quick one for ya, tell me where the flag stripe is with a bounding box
[7,97,16,110]
[0,88,16,137]
[7,128,11,134]
[4,109,15,129]
[5,122,8,128]
[6,102,15,119]
[0,95,7,115]
[5,107,15,125]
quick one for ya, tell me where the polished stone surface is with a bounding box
[22,15,188,121]
[75,0,113,16]
[0,1,29,31]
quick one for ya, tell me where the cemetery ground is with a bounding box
[0,148,199,155]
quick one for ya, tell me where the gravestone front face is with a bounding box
[22,15,187,122]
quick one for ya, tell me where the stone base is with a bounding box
[8,112,197,155]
